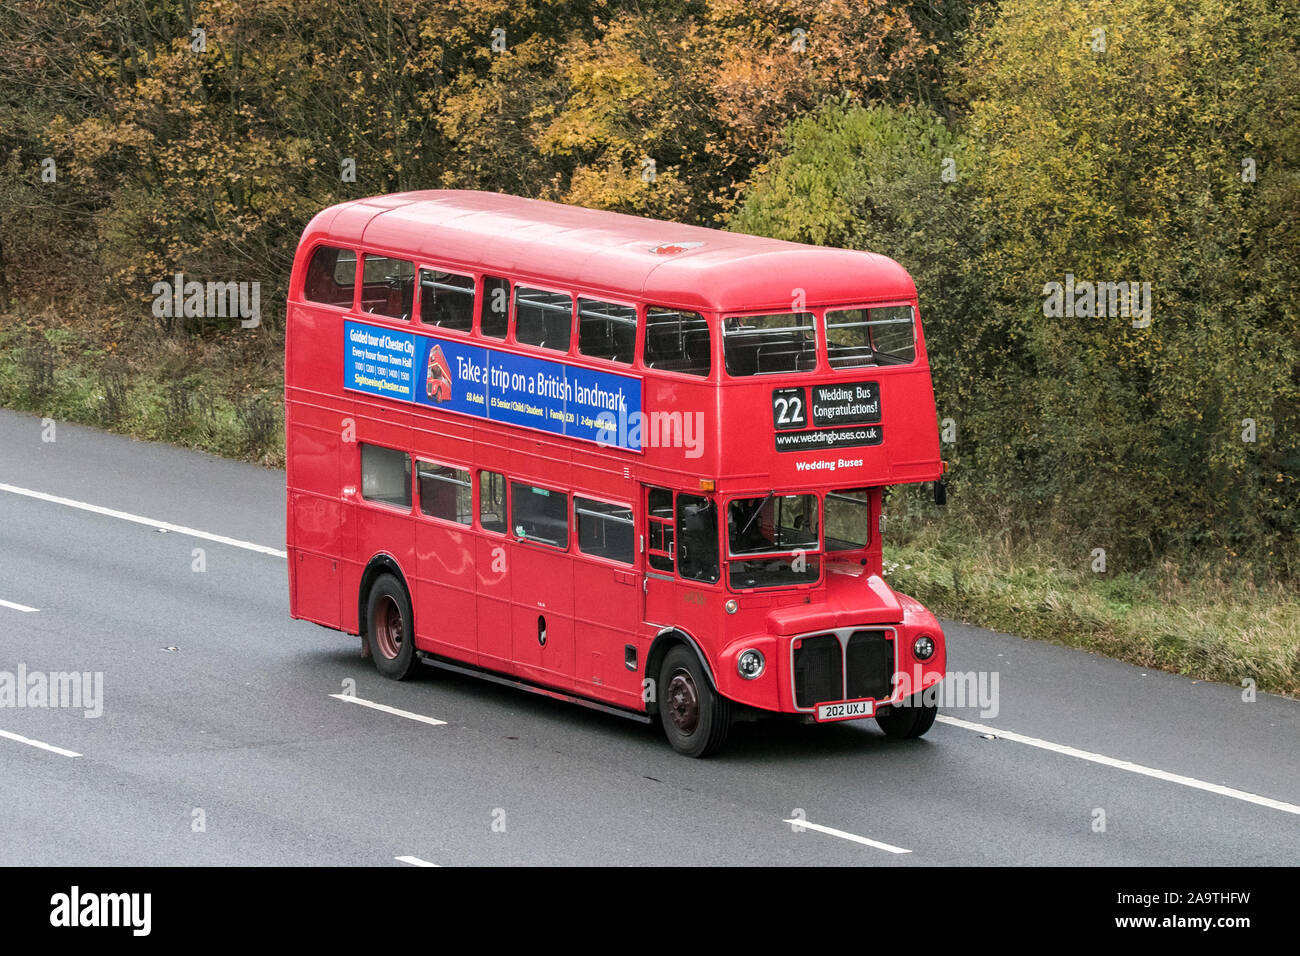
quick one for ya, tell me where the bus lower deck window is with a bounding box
[479,470,507,533]
[676,493,719,583]
[647,487,675,572]
[418,462,472,524]
[360,444,411,509]
[511,483,568,548]
[575,497,634,564]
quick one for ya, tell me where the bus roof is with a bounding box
[306,190,916,314]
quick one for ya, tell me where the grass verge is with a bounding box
[0,306,284,466]
[885,498,1300,698]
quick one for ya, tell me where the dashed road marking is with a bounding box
[330,694,447,727]
[0,728,81,758]
[783,819,911,854]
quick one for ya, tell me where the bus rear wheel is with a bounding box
[875,695,937,739]
[365,573,419,681]
[658,646,731,758]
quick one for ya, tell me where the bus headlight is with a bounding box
[913,635,936,661]
[737,649,765,680]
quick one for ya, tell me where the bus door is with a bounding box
[643,486,721,630]
[571,497,642,706]
[508,482,576,691]
[643,486,678,626]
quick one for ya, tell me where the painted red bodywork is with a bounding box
[285,190,946,718]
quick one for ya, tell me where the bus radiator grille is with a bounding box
[845,630,894,701]
[793,634,843,709]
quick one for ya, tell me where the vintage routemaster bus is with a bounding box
[285,190,947,757]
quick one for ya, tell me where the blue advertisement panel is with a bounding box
[344,320,643,451]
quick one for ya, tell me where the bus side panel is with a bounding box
[572,556,643,707]
[510,541,575,692]
[475,535,512,669]
[285,394,345,629]
[414,519,477,659]
[347,411,415,625]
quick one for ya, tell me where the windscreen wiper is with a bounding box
[737,490,775,541]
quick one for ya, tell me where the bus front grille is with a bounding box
[793,634,843,708]
[845,630,894,700]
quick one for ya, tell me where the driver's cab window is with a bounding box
[360,254,415,320]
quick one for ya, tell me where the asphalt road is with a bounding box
[1,408,1297,865]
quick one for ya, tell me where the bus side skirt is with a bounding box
[416,652,654,725]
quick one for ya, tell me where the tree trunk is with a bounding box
[0,237,10,313]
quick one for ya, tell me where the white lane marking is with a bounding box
[395,855,440,867]
[0,483,287,558]
[330,694,447,726]
[0,598,39,613]
[0,728,81,758]
[783,819,912,854]
[937,715,1300,817]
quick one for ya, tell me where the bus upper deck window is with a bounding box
[360,255,415,320]
[722,313,817,376]
[515,288,574,352]
[480,276,510,338]
[645,307,711,376]
[826,306,916,368]
[578,299,637,364]
[303,245,356,308]
[419,270,474,332]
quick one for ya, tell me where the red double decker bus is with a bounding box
[286,190,947,756]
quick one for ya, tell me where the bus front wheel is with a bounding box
[658,646,731,758]
[365,574,419,681]
[875,696,937,739]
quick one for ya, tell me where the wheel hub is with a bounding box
[373,596,404,659]
[666,671,700,735]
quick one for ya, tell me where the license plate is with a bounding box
[815,699,874,722]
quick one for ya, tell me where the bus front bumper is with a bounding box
[712,595,946,717]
